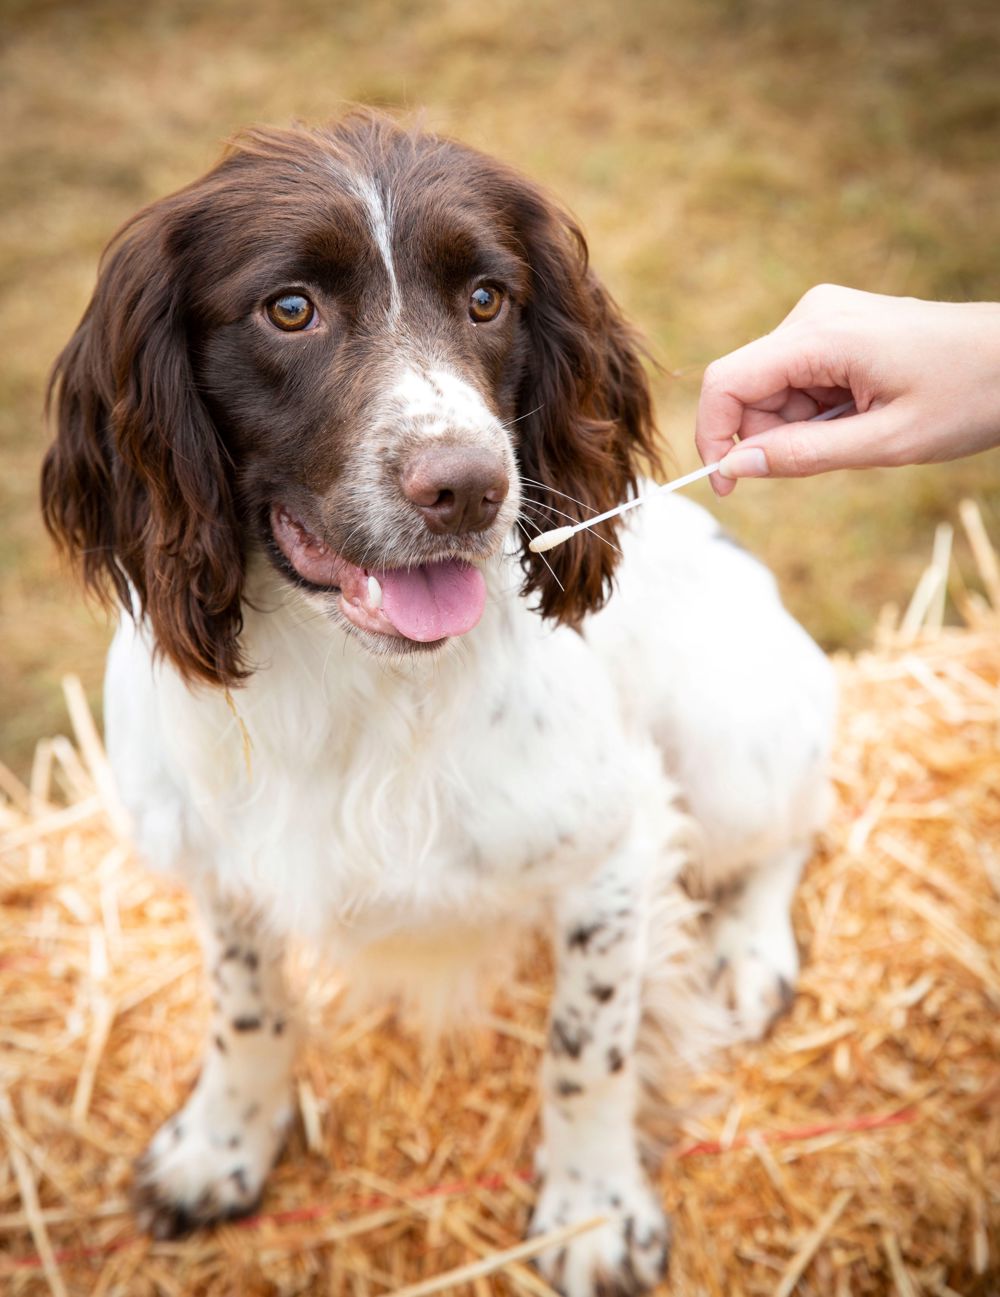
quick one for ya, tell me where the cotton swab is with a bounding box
[527,400,856,554]
[528,462,720,552]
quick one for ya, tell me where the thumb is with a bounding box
[718,404,901,479]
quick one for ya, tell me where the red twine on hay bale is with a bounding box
[5,1108,920,1274]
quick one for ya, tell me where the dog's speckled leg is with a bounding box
[531,837,671,1297]
[132,883,296,1238]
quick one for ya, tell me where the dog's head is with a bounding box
[43,112,661,685]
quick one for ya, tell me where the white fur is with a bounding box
[109,554,653,950]
[390,365,503,441]
[584,494,835,883]
[348,172,402,324]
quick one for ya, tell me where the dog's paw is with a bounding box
[529,1169,670,1296]
[710,908,798,1040]
[131,1091,292,1239]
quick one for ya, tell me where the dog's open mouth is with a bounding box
[270,506,486,643]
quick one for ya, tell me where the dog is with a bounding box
[41,111,835,1296]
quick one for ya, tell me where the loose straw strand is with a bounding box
[773,1190,852,1297]
[387,1215,607,1297]
[0,1092,70,1297]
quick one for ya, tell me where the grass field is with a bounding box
[1,0,998,770]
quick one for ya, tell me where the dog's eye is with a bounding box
[469,285,504,324]
[266,293,316,332]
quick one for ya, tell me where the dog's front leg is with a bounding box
[132,880,297,1238]
[531,844,670,1297]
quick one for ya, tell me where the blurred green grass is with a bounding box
[1,0,998,772]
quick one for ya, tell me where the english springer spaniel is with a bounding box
[42,112,834,1296]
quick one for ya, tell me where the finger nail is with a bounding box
[718,446,769,479]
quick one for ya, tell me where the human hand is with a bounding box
[695,285,1000,496]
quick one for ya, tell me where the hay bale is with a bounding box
[2,521,999,1296]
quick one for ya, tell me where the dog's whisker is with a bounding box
[518,476,604,516]
[521,500,623,558]
[501,403,544,431]
[520,498,580,524]
[516,518,565,593]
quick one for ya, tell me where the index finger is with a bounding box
[695,328,850,468]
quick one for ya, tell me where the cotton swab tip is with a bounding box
[529,526,575,553]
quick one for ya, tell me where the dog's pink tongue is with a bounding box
[379,560,486,642]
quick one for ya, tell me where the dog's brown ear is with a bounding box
[512,195,663,625]
[42,197,248,689]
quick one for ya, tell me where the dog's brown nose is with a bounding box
[401,447,509,535]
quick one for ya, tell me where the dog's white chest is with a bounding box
[108,595,638,948]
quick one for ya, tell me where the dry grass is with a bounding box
[1,506,999,1296]
[1,0,999,771]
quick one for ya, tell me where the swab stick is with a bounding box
[528,463,719,552]
[809,399,857,423]
[528,400,855,554]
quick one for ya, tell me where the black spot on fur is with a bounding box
[243,951,259,972]
[549,1017,590,1060]
[607,1046,624,1073]
[589,983,615,1004]
[232,1015,263,1032]
[556,1078,584,1098]
[214,1033,227,1054]
[636,1220,662,1249]
[229,1166,249,1196]
[567,921,606,952]
[222,944,241,962]
[273,1019,286,1036]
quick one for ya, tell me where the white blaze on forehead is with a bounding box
[351,173,401,323]
[393,367,498,435]
[326,158,401,323]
